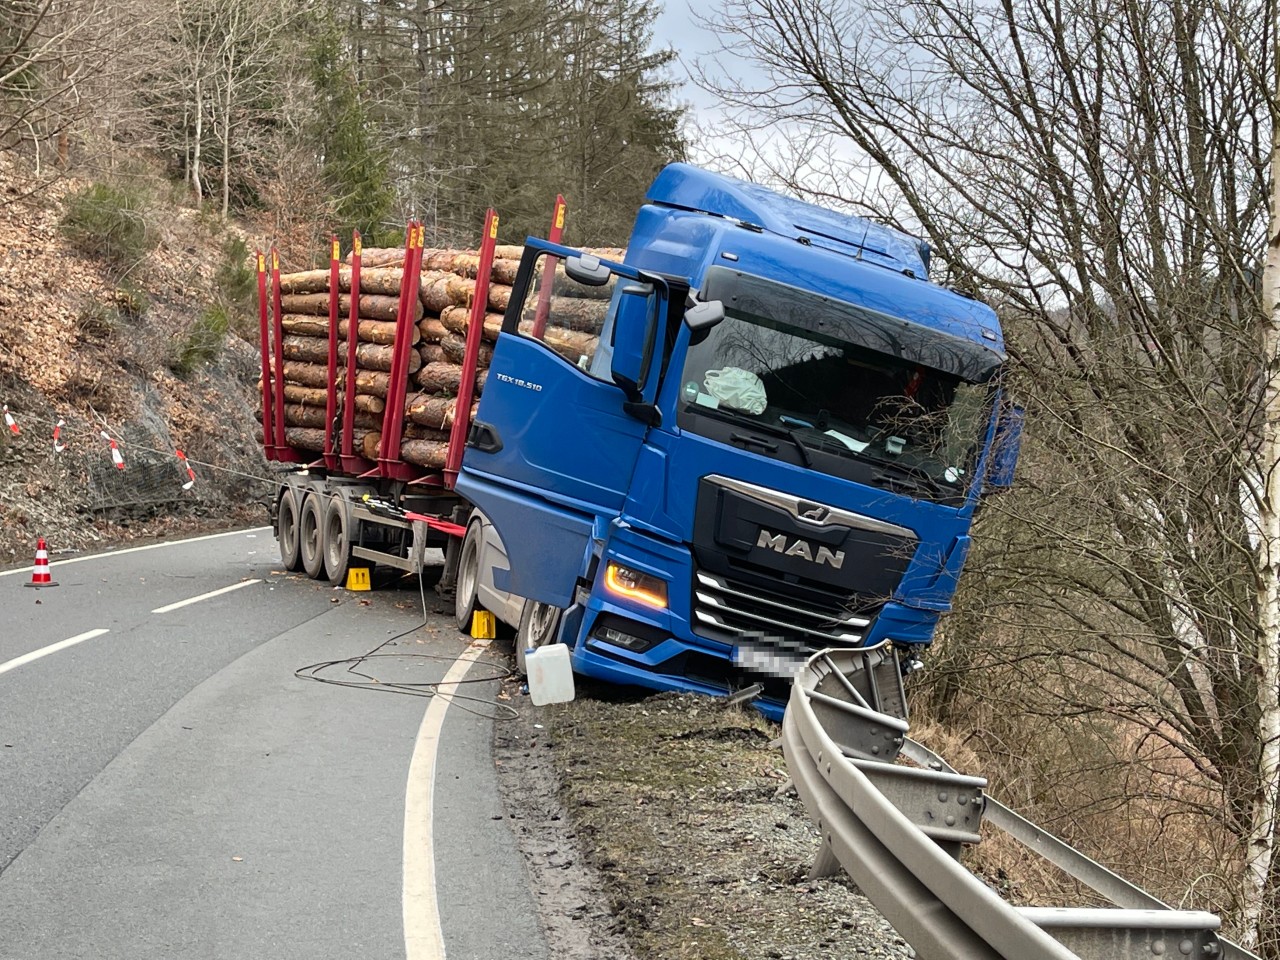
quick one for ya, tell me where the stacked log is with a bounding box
[264,240,623,467]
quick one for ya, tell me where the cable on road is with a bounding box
[294,562,519,721]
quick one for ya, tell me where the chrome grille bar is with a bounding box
[692,568,872,647]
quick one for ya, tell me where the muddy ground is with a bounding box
[494,676,913,960]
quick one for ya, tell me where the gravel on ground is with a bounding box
[495,677,913,960]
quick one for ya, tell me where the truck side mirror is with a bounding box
[684,298,724,333]
[610,282,660,409]
[565,254,612,286]
[986,404,1023,492]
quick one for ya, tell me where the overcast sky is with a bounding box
[649,0,745,125]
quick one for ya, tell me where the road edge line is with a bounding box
[0,527,272,578]
[403,636,494,960]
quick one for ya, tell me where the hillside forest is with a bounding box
[6,0,1280,955]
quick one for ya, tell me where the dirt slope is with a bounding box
[0,159,272,564]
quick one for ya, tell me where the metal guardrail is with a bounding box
[781,644,1259,960]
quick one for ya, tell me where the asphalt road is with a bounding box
[0,529,543,960]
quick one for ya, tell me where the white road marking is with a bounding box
[0,629,110,677]
[403,637,493,960]
[151,579,261,614]
[0,527,272,578]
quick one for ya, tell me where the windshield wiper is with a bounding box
[691,405,814,467]
[781,427,812,468]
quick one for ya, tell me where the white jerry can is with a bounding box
[525,644,576,706]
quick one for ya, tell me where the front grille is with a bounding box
[691,569,874,650]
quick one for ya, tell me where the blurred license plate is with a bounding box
[733,641,807,679]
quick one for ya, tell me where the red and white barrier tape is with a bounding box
[0,410,274,489]
[175,449,197,489]
[100,431,125,470]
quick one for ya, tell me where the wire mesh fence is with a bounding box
[0,405,275,522]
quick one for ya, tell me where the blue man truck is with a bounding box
[452,164,1020,719]
[261,164,1019,720]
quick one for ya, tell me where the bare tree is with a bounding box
[0,0,156,187]
[156,0,293,215]
[697,0,1280,947]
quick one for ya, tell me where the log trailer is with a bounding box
[259,164,1023,719]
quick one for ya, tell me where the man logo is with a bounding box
[756,529,845,569]
[798,502,829,523]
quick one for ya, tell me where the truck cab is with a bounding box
[456,164,1021,718]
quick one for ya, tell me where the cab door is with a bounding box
[456,240,668,607]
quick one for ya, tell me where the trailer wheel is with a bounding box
[454,520,484,633]
[515,600,564,676]
[322,495,354,585]
[299,493,326,579]
[277,487,303,572]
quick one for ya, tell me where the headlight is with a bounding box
[603,562,668,609]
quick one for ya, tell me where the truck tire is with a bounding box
[299,493,326,579]
[515,600,564,676]
[322,494,354,585]
[454,520,484,633]
[277,487,303,572]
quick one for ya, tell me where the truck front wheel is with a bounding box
[454,520,484,633]
[277,488,303,572]
[515,600,563,676]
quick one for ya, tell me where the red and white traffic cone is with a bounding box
[52,418,66,453]
[3,404,18,436]
[24,537,59,589]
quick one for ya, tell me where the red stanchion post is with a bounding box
[322,234,341,469]
[445,208,499,487]
[341,231,363,466]
[531,194,566,340]
[269,248,289,458]
[377,222,424,478]
[268,250,303,463]
[255,250,276,459]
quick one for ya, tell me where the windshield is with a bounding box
[676,311,995,504]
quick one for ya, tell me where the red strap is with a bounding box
[401,511,467,538]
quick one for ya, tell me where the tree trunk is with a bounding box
[439,305,504,341]
[221,63,231,220]
[280,335,421,373]
[276,403,378,430]
[1241,101,1280,953]
[439,332,493,367]
[192,74,204,204]
[418,317,447,343]
[280,315,421,346]
[404,393,457,429]
[415,361,467,395]
[399,439,448,469]
[421,273,478,313]
[280,361,392,398]
[265,382,386,414]
[279,292,416,321]
[278,267,405,296]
